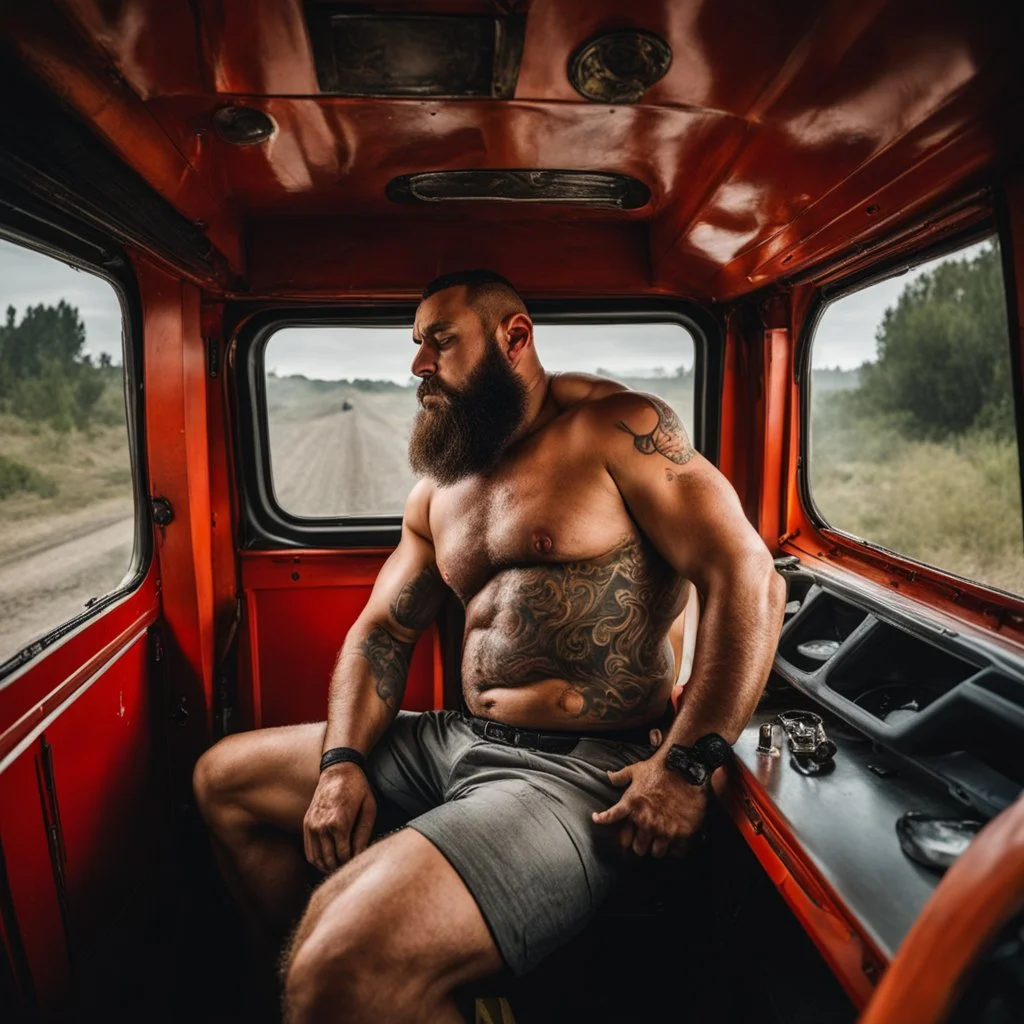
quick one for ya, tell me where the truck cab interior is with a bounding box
[2,2,1024,1022]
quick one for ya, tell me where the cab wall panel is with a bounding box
[0,747,69,1015]
[44,635,157,940]
[241,551,437,730]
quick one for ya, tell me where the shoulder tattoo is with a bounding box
[616,395,695,466]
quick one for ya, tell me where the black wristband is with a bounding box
[319,746,366,773]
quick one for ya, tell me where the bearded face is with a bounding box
[408,336,529,486]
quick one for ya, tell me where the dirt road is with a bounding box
[0,497,135,666]
[270,393,418,517]
[0,394,417,666]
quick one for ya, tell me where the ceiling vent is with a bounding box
[306,7,526,98]
[386,170,651,210]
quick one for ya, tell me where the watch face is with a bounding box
[698,734,732,768]
[666,745,709,786]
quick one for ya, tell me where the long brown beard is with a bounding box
[408,340,528,485]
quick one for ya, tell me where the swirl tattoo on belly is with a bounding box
[472,537,684,723]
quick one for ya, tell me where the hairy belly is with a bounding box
[459,535,684,729]
[462,674,675,731]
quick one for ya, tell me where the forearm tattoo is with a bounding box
[469,538,684,723]
[390,563,446,631]
[361,626,414,710]
[616,395,695,466]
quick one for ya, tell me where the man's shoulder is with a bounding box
[571,390,697,467]
[402,477,436,540]
[548,371,628,411]
[572,388,678,431]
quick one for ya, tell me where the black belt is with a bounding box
[462,703,674,754]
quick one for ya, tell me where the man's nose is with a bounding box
[411,343,436,379]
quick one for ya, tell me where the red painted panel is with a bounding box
[0,745,70,1015]
[241,551,438,730]
[246,217,653,299]
[140,260,218,751]
[43,635,156,941]
[0,570,159,765]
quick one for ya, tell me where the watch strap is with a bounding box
[320,746,366,773]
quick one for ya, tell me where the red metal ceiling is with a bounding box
[3,0,1017,298]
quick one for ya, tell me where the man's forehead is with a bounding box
[414,287,475,333]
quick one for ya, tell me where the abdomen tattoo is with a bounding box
[465,537,685,723]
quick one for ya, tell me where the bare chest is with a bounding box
[427,433,632,603]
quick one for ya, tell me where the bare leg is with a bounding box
[283,828,503,1024]
[193,723,325,950]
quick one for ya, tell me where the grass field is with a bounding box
[0,411,132,526]
[810,397,1024,596]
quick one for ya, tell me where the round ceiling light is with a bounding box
[212,106,277,145]
[569,30,672,104]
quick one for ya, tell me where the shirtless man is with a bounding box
[193,270,786,1023]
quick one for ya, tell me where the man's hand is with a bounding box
[303,763,377,873]
[591,735,708,858]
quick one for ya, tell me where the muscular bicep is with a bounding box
[601,392,768,588]
[359,488,448,640]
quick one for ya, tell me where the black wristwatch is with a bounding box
[664,733,732,786]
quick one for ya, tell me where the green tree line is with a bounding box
[0,301,120,433]
[842,242,1013,439]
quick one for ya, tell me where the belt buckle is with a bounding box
[483,721,510,743]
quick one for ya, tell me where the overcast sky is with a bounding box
[0,236,994,377]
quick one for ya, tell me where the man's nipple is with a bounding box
[532,532,553,555]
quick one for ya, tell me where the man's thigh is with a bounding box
[296,826,503,988]
[200,710,463,836]
[407,754,632,977]
[197,720,325,833]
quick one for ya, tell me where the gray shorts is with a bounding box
[365,709,653,975]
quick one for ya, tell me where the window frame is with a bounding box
[0,201,151,680]
[796,218,1024,599]
[233,298,722,549]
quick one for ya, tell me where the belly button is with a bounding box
[532,532,553,554]
[558,690,585,716]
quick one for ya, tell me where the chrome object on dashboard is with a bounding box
[777,710,838,776]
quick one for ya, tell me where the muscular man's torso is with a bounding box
[427,391,689,731]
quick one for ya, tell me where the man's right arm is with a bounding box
[304,480,447,871]
[322,480,445,755]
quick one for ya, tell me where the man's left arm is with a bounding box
[590,391,787,857]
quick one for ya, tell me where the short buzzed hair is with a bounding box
[421,269,528,333]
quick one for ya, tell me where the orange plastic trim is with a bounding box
[859,792,1024,1024]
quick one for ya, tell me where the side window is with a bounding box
[0,237,137,668]
[263,320,696,519]
[808,236,1024,596]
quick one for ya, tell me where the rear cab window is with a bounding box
[260,318,699,523]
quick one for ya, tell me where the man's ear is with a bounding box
[501,312,533,364]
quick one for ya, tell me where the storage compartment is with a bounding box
[778,594,869,673]
[826,622,978,724]
[780,574,817,625]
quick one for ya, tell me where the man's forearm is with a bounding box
[322,619,416,755]
[665,559,786,747]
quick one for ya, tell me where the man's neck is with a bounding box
[509,368,556,444]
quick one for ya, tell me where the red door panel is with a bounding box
[0,744,70,1018]
[44,635,158,943]
[240,550,442,730]
[0,572,162,1015]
